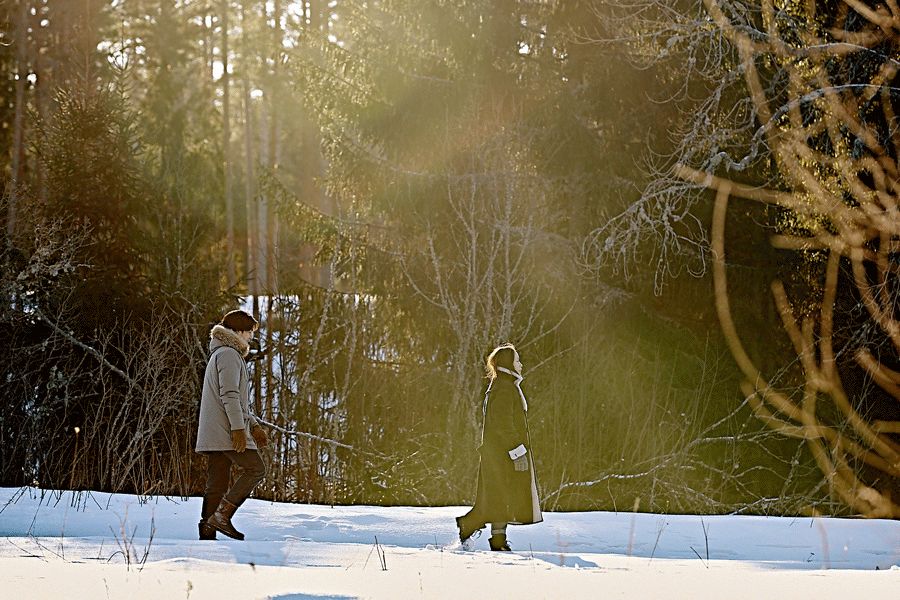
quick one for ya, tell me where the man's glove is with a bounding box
[513,455,529,472]
[251,425,269,448]
[232,428,247,453]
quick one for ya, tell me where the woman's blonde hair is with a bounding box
[485,343,519,379]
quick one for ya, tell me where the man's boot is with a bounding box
[489,533,511,551]
[198,520,217,540]
[199,495,221,540]
[207,499,245,540]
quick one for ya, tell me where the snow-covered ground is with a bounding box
[0,487,896,599]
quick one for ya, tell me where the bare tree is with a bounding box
[398,133,576,449]
[584,0,900,516]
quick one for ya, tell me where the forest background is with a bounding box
[0,0,897,518]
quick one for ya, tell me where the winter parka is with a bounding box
[195,325,260,452]
[470,370,542,525]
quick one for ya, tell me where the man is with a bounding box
[196,309,269,540]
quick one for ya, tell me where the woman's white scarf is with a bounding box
[493,366,528,412]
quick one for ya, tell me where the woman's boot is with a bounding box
[456,515,482,544]
[207,499,245,540]
[489,533,511,551]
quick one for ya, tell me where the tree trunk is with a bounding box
[33,0,49,203]
[221,0,235,288]
[239,1,261,416]
[298,0,331,287]
[8,0,29,240]
[240,1,256,298]
[262,0,282,423]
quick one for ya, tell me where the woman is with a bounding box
[196,309,269,540]
[456,343,542,551]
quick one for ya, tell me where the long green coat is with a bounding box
[470,372,542,525]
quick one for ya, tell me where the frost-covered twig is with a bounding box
[255,417,358,453]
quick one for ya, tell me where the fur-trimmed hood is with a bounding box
[210,324,250,357]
